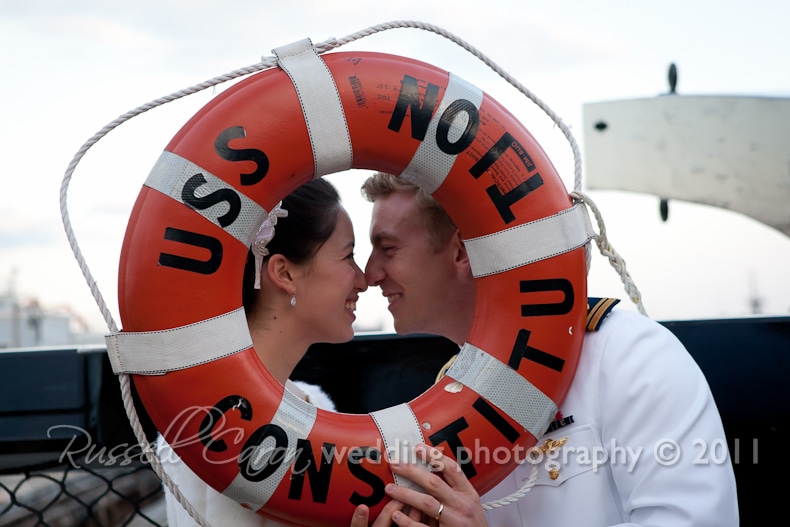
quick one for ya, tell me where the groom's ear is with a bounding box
[451,229,471,274]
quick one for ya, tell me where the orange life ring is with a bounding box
[109,40,590,526]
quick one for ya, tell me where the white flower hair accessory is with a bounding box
[251,201,288,289]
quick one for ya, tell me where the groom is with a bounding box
[351,171,737,527]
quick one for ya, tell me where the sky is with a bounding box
[1,0,789,336]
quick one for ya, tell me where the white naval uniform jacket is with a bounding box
[480,307,739,526]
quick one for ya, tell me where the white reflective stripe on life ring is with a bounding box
[273,38,353,177]
[144,150,269,247]
[465,203,594,278]
[370,404,430,491]
[104,308,251,374]
[447,343,558,438]
[400,73,484,194]
[223,387,319,510]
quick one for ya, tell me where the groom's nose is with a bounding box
[364,254,384,287]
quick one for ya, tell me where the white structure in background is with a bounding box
[583,89,790,238]
[0,291,103,348]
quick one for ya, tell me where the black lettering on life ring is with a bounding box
[509,329,565,373]
[239,423,289,482]
[485,174,544,224]
[387,75,440,141]
[436,99,479,155]
[182,173,242,228]
[520,278,575,317]
[158,227,223,275]
[472,397,520,444]
[348,447,386,506]
[288,439,335,503]
[469,131,536,179]
[428,418,476,480]
[214,126,269,186]
[199,395,253,452]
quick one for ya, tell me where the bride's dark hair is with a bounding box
[242,178,341,312]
